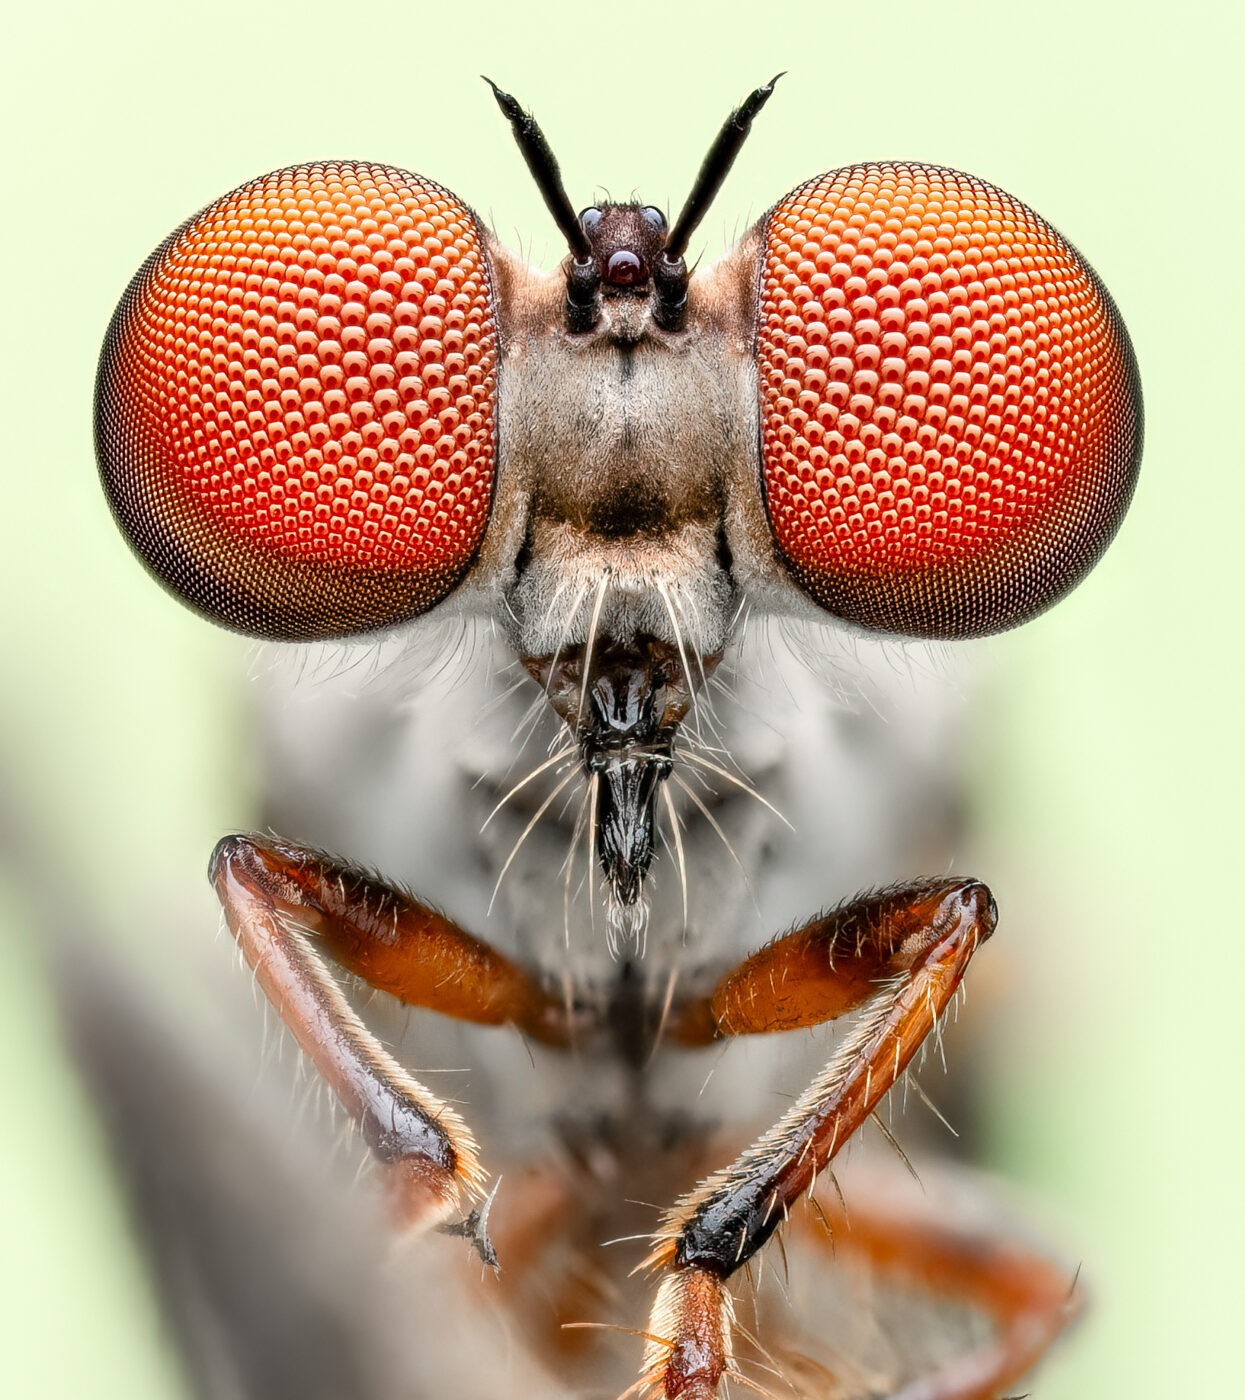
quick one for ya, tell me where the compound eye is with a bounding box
[580,206,604,234]
[96,163,498,641]
[758,164,1142,639]
[639,205,667,232]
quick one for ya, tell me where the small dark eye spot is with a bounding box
[605,250,646,286]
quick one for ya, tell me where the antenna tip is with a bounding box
[481,76,519,115]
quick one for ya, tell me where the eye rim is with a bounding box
[755,161,1144,641]
[95,161,500,644]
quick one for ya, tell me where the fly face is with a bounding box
[93,78,1142,1399]
[486,205,751,922]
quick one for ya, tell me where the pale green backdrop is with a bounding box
[2,2,1240,1396]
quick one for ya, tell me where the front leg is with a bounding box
[209,833,571,1246]
[641,879,995,1400]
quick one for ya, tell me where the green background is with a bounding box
[2,1,1240,1395]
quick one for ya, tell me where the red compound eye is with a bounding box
[758,163,1141,638]
[96,162,497,641]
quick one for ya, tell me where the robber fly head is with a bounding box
[94,79,1142,921]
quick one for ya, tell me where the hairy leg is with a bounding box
[210,832,572,1243]
[641,879,996,1399]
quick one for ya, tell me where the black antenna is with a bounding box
[665,74,783,261]
[484,78,593,264]
[653,75,783,332]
